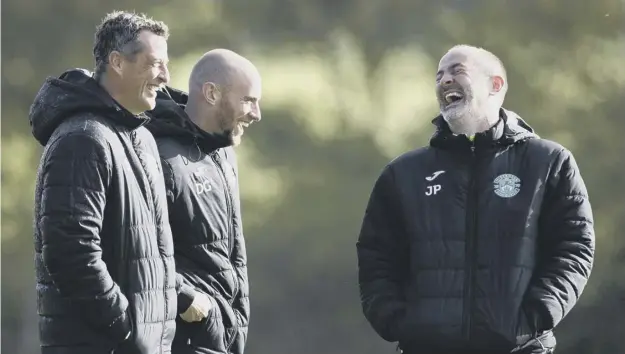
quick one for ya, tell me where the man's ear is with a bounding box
[202,82,219,105]
[490,75,504,94]
[108,51,124,76]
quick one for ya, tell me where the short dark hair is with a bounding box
[93,11,169,80]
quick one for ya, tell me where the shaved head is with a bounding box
[444,44,508,95]
[185,49,262,146]
[435,44,508,136]
[188,48,259,95]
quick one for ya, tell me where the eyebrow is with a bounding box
[243,96,258,102]
[436,63,465,76]
[149,56,169,65]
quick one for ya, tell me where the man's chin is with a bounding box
[441,110,461,123]
[441,104,468,120]
[230,134,242,147]
[139,98,156,113]
[220,129,240,147]
[229,126,245,147]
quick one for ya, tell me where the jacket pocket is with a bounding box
[212,294,238,328]
[190,295,228,351]
[514,304,535,345]
[513,305,556,353]
[213,293,241,350]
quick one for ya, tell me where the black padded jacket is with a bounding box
[30,69,185,354]
[357,109,595,354]
[146,87,250,354]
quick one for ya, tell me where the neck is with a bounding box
[482,105,502,131]
[185,101,218,134]
[474,109,500,134]
[448,106,501,136]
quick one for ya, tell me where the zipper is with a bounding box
[212,152,239,351]
[462,142,479,341]
[211,153,240,296]
[127,129,167,348]
[211,152,235,258]
[211,151,240,350]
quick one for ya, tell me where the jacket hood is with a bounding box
[146,86,230,153]
[429,108,538,149]
[28,68,149,146]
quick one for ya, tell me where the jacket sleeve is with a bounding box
[525,148,595,331]
[175,273,196,314]
[40,133,131,342]
[356,165,409,342]
[160,158,196,313]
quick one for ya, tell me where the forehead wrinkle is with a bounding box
[443,46,506,80]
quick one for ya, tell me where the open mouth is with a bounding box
[239,120,253,129]
[236,122,250,134]
[443,91,464,105]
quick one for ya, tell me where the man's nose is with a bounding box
[440,73,454,86]
[251,103,261,122]
[159,65,170,85]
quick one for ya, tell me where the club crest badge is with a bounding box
[493,173,521,198]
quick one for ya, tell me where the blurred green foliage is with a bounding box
[2,0,624,353]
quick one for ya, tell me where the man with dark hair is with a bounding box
[30,11,192,354]
[357,44,595,354]
[146,48,261,354]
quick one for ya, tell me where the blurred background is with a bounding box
[2,0,624,353]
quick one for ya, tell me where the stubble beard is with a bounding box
[217,102,242,147]
[442,101,482,136]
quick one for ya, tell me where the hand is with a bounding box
[180,292,213,322]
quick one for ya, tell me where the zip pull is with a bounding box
[466,135,476,154]
[190,136,201,162]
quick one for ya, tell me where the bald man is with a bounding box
[357,44,594,354]
[146,49,261,354]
